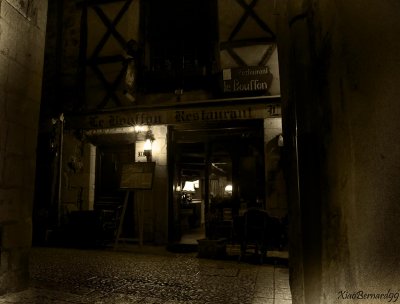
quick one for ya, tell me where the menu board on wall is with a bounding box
[120,162,156,190]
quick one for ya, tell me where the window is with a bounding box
[142,0,217,92]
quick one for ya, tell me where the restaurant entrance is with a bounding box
[169,120,265,244]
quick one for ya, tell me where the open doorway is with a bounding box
[169,120,265,245]
[94,143,137,242]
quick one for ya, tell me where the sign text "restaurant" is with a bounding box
[175,108,253,123]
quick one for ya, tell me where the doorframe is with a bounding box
[167,119,266,243]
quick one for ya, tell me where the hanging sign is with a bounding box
[222,67,274,94]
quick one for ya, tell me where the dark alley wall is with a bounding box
[278,0,400,303]
[0,0,48,295]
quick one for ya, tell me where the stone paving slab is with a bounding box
[0,247,291,304]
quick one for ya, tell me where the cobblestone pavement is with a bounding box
[0,247,292,304]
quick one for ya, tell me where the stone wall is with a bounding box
[61,131,95,214]
[264,118,286,218]
[277,0,400,303]
[0,0,48,295]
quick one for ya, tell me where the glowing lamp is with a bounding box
[182,181,196,193]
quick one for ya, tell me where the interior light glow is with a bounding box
[134,125,148,132]
[182,181,196,193]
[225,184,233,193]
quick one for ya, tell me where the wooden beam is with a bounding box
[78,6,88,107]
[235,0,276,38]
[86,55,125,65]
[90,0,132,59]
[77,0,128,8]
[90,64,122,108]
[228,0,258,41]
[258,44,276,66]
[220,38,276,50]
[226,48,247,67]
[98,64,127,109]
[92,5,128,50]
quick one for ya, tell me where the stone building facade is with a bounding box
[0,0,48,294]
[35,0,285,247]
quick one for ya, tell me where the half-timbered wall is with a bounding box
[82,0,140,110]
[52,0,281,111]
[218,0,281,96]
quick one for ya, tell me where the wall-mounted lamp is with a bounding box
[143,130,155,162]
